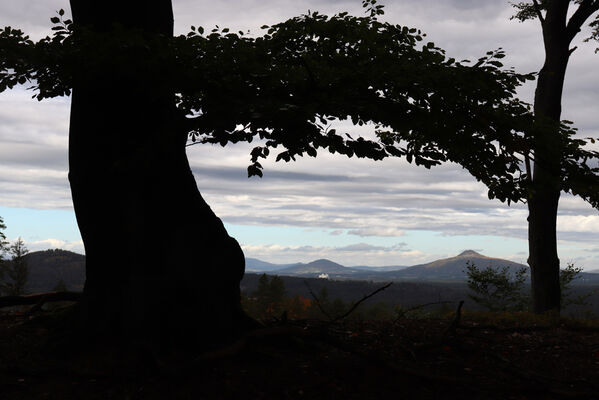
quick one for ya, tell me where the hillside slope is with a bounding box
[24,249,86,292]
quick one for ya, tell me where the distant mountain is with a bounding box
[264,251,533,282]
[381,250,528,281]
[245,258,295,272]
[246,258,408,275]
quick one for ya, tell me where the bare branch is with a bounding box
[332,282,393,322]
[303,280,333,320]
[567,0,599,41]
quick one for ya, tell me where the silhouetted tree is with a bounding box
[510,1,599,313]
[253,274,271,316]
[1,237,29,296]
[252,274,287,317]
[0,217,6,251]
[269,276,286,304]
[0,217,7,292]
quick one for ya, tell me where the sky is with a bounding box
[1,0,598,269]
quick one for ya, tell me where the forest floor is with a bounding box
[1,306,599,400]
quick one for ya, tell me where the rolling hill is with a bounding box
[245,258,295,272]
[23,249,86,292]
[274,259,363,277]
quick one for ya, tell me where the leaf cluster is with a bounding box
[174,8,541,205]
[0,11,74,98]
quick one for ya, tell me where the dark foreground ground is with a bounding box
[1,306,599,400]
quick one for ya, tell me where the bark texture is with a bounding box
[68,0,246,348]
[528,1,572,313]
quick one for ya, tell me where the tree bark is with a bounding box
[528,2,571,314]
[68,0,247,349]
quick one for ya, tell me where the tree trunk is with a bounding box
[528,3,571,314]
[68,0,247,350]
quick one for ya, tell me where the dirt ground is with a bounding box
[1,308,599,400]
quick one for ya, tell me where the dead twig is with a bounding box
[303,280,333,321]
[332,282,393,323]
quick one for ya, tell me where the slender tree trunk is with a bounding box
[528,2,571,313]
[68,0,247,349]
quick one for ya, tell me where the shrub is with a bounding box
[465,261,529,312]
[466,261,590,312]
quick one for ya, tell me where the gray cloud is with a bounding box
[241,241,424,266]
[335,242,408,252]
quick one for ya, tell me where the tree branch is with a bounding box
[303,280,333,321]
[532,0,546,24]
[567,0,599,42]
[332,282,393,322]
[525,151,533,183]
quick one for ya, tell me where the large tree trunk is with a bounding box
[528,3,571,314]
[68,0,247,350]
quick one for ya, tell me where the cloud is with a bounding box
[558,215,599,234]
[241,242,427,266]
[335,242,408,252]
[16,238,85,254]
[347,227,405,237]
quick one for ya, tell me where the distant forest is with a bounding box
[241,273,599,319]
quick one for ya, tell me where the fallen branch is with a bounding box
[332,282,393,322]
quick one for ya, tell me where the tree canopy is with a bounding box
[1,1,598,207]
